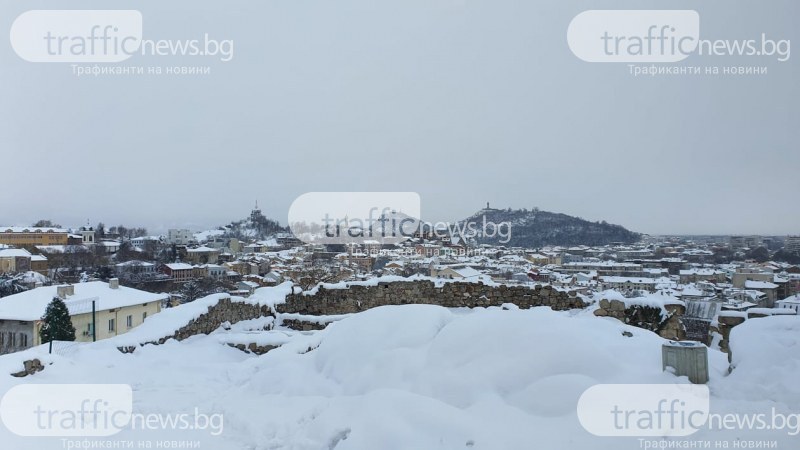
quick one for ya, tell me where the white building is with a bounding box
[130,235,163,248]
[786,236,800,254]
[777,295,800,313]
[167,229,195,246]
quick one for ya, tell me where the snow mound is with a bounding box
[232,305,682,448]
[726,316,800,405]
[2,302,797,449]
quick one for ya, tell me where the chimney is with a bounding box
[56,285,70,299]
[108,278,119,289]
[67,285,74,296]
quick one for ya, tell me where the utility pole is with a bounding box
[92,300,96,342]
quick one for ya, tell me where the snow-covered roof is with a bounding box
[0,248,33,258]
[0,227,68,233]
[679,269,724,275]
[451,266,482,279]
[600,276,657,284]
[777,294,800,305]
[165,263,194,270]
[36,245,89,254]
[193,230,225,242]
[744,280,778,290]
[187,246,218,253]
[0,281,167,321]
[115,260,155,267]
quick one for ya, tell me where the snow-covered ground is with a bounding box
[0,296,798,449]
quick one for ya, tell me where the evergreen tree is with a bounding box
[39,297,76,343]
[179,281,205,303]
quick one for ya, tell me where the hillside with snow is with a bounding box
[457,206,641,247]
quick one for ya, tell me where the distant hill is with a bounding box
[222,207,288,241]
[456,206,641,248]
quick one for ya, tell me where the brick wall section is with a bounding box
[276,280,586,315]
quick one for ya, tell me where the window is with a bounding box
[143,312,148,321]
[126,315,133,328]
[21,333,28,347]
[108,319,115,332]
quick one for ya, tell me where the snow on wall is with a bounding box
[726,315,800,405]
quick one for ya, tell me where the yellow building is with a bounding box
[0,248,48,275]
[0,279,166,354]
[0,227,69,247]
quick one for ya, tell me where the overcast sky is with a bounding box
[0,0,797,236]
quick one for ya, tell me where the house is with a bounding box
[162,262,195,283]
[30,254,48,275]
[0,279,165,354]
[96,240,121,254]
[525,251,562,266]
[201,264,227,280]
[242,243,266,254]
[731,271,780,306]
[723,289,767,309]
[679,268,726,284]
[334,252,374,273]
[431,265,483,281]
[261,271,283,286]
[525,253,550,266]
[383,261,406,275]
[743,280,779,305]
[115,260,156,276]
[236,281,259,295]
[527,268,553,283]
[0,248,33,273]
[0,248,47,278]
[599,276,658,293]
[224,260,259,276]
[776,294,800,313]
[184,246,222,264]
[560,262,645,277]
[415,243,442,258]
[192,265,209,279]
[130,235,162,248]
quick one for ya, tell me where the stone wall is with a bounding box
[226,343,279,355]
[593,299,686,341]
[276,280,586,315]
[118,297,273,353]
[10,358,44,377]
[709,314,745,356]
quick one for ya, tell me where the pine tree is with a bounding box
[39,297,76,343]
